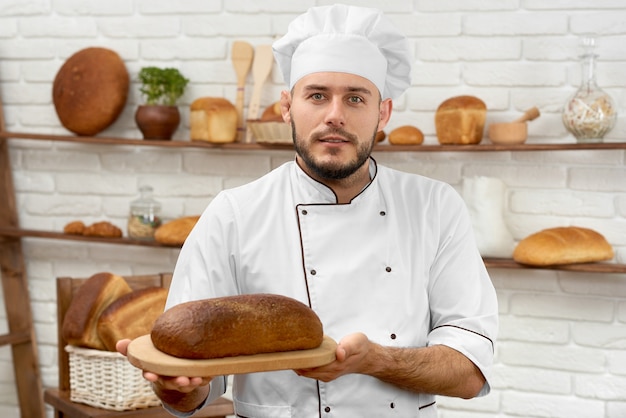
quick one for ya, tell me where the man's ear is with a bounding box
[378,98,393,131]
[280,90,291,123]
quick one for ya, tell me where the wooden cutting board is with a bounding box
[127,334,337,376]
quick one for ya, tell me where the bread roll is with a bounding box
[154,215,200,246]
[435,95,486,145]
[83,221,123,238]
[151,294,324,359]
[388,125,424,145]
[63,220,85,235]
[190,97,237,143]
[513,226,614,266]
[62,272,132,350]
[53,47,129,136]
[261,101,283,122]
[97,286,168,351]
[375,130,386,143]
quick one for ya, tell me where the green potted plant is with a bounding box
[135,66,189,140]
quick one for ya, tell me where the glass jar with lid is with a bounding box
[128,185,162,240]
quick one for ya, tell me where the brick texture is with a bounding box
[0,2,625,417]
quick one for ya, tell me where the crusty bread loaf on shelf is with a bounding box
[151,294,324,359]
[190,97,238,143]
[62,272,133,350]
[513,226,614,266]
[388,125,424,145]
[154,215,200,246]
[435,95,486,145]
[97,286,168,351]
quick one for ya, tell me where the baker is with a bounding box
[118,4,498,417]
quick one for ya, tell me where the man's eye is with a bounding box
[311,93,324,100]
[349,96,363,103]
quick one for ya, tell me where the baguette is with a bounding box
[513,226,613,266]
[151,294,323,359]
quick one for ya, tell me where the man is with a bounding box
[119,4,498,417]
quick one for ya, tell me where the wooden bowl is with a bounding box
[488,122,527,145]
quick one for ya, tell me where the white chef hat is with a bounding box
[272,4,412,100]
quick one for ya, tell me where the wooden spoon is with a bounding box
[245,45,274,143]
[513,107,540,123]
[231,41,254,142]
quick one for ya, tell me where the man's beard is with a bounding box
[291,119,376,181]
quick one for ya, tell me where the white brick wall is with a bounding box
[1,1,625,417]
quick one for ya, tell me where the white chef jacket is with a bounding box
[164,158,498,418]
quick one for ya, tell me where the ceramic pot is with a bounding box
[135,105,180,140]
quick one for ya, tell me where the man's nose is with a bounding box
[324,97,346,127]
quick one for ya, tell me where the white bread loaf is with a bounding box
[97,286,168,351]
[190,97,237,143]
[435,95,486,145]
[61,272,132,350]
[513,226,613,266]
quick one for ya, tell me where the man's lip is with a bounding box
[319,136,349,143]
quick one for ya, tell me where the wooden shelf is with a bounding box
[1,226,624,274]
[2,130,626,152]
[482,257,626,274]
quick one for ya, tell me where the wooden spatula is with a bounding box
[231,41,254,142]
[245,44,274,143]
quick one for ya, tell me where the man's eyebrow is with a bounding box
[302,84,373,96]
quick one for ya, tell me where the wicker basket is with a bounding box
[65,345,161,411]
[247,119,293,144]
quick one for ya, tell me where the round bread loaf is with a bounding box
[261,101,284,122]
[435,95,486,145]
[151,294,324,359]
[513,226,613,266]
[388,125,424,145]
[53,47,129,136]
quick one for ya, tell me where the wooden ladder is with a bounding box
[0,89,46,417]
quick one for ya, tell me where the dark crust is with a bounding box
[151,294,324,359]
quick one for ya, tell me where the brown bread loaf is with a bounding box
[53,47,129,136]
[62,272,132,350]
[151,294,324,359]
[97,286,168,351]
[513,226,613,266]
[435,95,486,145]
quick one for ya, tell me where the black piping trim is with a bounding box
[431,324,495,351]
[419,401,436,410]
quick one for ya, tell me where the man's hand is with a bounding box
[294,332,371,381]
[116,339,212,410]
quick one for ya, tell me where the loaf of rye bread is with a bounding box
[62,272,132,350]
[151,294,324,359]
[97,286,168,351]
[513,226,613,266]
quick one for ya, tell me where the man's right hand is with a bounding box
[116,339,213,410]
